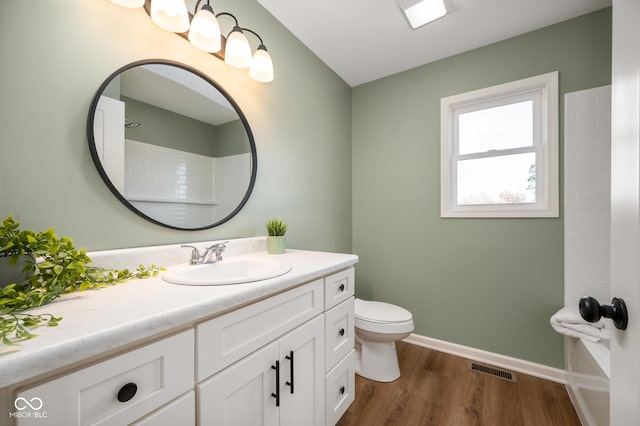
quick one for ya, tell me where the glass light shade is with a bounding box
[110,0,144,7]
[224,28,252,69]
[188,6,222,53]
[249,46,274,82]
[150,0,190,33]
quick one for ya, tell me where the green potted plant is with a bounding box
[265,218,288,254]
[0,215,160,346]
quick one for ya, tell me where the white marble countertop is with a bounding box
[0,238,358,388]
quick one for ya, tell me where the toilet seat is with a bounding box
[355,299,413,322]
[355,299,414,334]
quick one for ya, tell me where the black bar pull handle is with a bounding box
[285,350,294,394]
[271,361,280,407]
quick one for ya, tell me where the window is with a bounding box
[440,72,559,217]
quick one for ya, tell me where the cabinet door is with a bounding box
[279,316,325,426]
[198,341,279,426]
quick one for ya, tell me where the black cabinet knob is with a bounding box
[339,284,345,292]
[579,296,628,330]
[339,386,345,394]
[117,382,138,403]
[339,328,345,336]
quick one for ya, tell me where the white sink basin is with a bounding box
[161,257,292,286]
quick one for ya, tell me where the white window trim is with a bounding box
[440,71,559,218]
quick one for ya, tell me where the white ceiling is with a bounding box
[121,65,238,126]
[257,0,612,87]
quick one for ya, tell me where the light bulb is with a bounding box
[188,4,222,53]
[150,0,190,33]
[249,46,274,82]
[224,27,252,69]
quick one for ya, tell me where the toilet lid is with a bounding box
[355,299,413,323]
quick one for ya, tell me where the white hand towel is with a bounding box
[550,307,611,342]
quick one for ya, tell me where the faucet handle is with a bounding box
[181,245,201,265]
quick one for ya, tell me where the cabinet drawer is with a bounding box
[324,268,354,310]
[197,279,324,381]
[15,330,194,426]
[325,298,354,372]
[325,350,356,426]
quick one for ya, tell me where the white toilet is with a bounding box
[354,298,414,382]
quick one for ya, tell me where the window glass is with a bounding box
[458,100,533,155]
[457,153,536,205]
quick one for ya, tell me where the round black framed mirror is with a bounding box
[87,59,257,230]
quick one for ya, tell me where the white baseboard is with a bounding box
[403,333,566,384]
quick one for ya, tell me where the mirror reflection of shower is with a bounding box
[125,119,141,129]
[90,61,256,230]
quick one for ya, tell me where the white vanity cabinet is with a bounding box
[4,261,357,426]
[197,269,356,426]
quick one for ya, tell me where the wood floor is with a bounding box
[336,341,580,426]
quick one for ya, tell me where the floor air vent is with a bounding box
[469,362,517,383]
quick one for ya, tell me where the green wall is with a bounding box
[122,97,249,157]
[0,0,352,253]
[122,96,222,157]
[352,9,612,368]
[216,119,252,157]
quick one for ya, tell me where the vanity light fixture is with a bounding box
[397,0,453,29]
[109,0,274,83]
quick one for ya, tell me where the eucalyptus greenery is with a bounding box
[265,218,288,236]
[0,216,161,346]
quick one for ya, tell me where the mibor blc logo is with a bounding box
[9,397,48,419]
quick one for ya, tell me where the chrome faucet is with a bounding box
[181,241,228,265]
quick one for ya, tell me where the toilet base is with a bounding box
[354,336,401,382]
